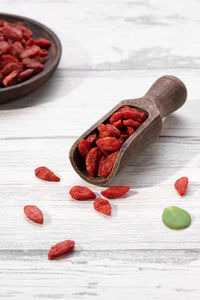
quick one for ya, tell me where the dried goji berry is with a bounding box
[34,38,51,48]
[86,147,101,176]
[101,186,130,199]
[109,111,123,124]
[98,123,110,138]
[39,49,48,56]
[34,55,45,63]
[24,38,35,48]
[98,152,118,177]
[126,126,134,135]
[69,186,96,200]
[3,25,23,41]
[48,240,75,260]
[2,70,18,86]
[93,198,111,215]
[113,119,123,129]
[20,45,40,59]
[0,40,9,55]
[96,137,122,152]
[78,139,91,159]
[123,119,140,128]
[12,22,23,28]
[106,124,121,137]
[8,41,23,58]
[17,68,35,82]
[22,58,44,71]
[2,62,23,76]
[35,166,60,182]
[174,177,188,196]
[0,20,9,27]
[24,205,43,224]
[21,26,33,40]
[123,110,142,122]
[140,112,147,122]
[86,132,97,144]
[0,54,20,68]
[120,134,129,141]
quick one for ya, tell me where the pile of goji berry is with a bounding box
[78,105,147,178]
[0,20,51,87]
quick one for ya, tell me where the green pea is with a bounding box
[162,206,191,229]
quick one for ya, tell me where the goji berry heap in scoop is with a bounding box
[78,106,147,178]
[0,20,51,87]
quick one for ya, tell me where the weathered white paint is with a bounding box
[0,0,200,299]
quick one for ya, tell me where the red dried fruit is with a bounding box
[113,119,123,129]
[101,186,130,199]
[17,68,35,82]
[20,45,40,59]
[21,26,33,40]
[93,198,111,215]
[86,147,101,176]
[127,126,134,135]
[0,54,20,68]
[123,110,142,122]
[13,22,23,28]
[2,70,18,86]
[123,119,140,128]
[106,124,121,137]
[109,111,123,124]
[118,105,132,113]
[8,41,24,58]
[24,205,43,224]
[24,38,35,48]
[174,177,188,196]
[0,20,9,27]
[1,62,23,76]
[78,139,91,159]
[22,58,44,71]
[69,186,96,200]
[98,123,110,138]
[34,38,51,48]
[98,152,118,178]
[0,40,9,55]
[48,240,75,260]
[34,55,45,63]
[120,134,129,141]
[86,132,97,144]
[140,112,147,122]
[3,25,23,41]
[96,137,122,152]
[35,166,60,182]
[39,49,48,56]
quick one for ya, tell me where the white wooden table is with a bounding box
[1,1,200,299]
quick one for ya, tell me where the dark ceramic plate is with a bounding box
[0,12,62,104]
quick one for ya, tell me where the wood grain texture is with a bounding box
[0,0,200,299]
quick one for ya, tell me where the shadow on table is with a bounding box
[110,114,197,188]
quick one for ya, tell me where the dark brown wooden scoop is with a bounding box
[69,75,187,186]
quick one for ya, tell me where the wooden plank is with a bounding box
[0,70,198,138]
[0,250,200,299]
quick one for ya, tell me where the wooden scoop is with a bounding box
[69,75,187,186]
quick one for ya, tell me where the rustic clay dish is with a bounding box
[0,12,62,104]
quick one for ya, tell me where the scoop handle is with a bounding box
[144,75,187,118]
